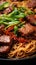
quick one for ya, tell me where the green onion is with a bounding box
[3,2,10,8]
[18,21,25,28]
[15,13,27,18]
[18,7,27,12]
[14,26,18,34]
[0,2,10,10]
[5,20,20,29]
[27,10,34,15]
[0,6,34,30]
[8,8,19,17]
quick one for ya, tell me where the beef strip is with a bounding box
[26,15,36,25]
[0,35,11,45]
[27,0,36,8]
[0,25,5,35]
[3,5,13,14]
[0,46,10,53]
[18,23,36,36]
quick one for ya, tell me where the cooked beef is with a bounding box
[24,33,36,40]
[0,35,11,45]
[34,26,36,32]
[27,0,36,8]
[33,32,36,37]
[0,0,4,5]
[0,25,4,35]
[3,6,12,14]
[18,24,35,36]
[0,46,10,53]
[26,15,36,25]
[11,0,17,2]
[11,0,23,2]
[0,0,6,8]
[0,25,4,29]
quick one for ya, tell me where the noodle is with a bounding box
[8,40,36,58]
[24,40,36,53]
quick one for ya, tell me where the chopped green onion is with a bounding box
[3,2,10,8]
[15,13,26,18]
[0,2,10,10]
[5,20,20,29]
[27,10,34,15]
[14,26,18,34]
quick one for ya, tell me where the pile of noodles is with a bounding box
[8,40,36,58]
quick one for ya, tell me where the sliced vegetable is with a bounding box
[18,7,27,12]
[3,2,10,8]
[0,6,34,30]
[15,13,27,18]
[27,10,34,15]
[5,20,20,29]
[8,8,19,17]
[18,22,25,28]
[0,2,10,10]
[14,26,18,34]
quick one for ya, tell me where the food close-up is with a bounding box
[0,0,36,59]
